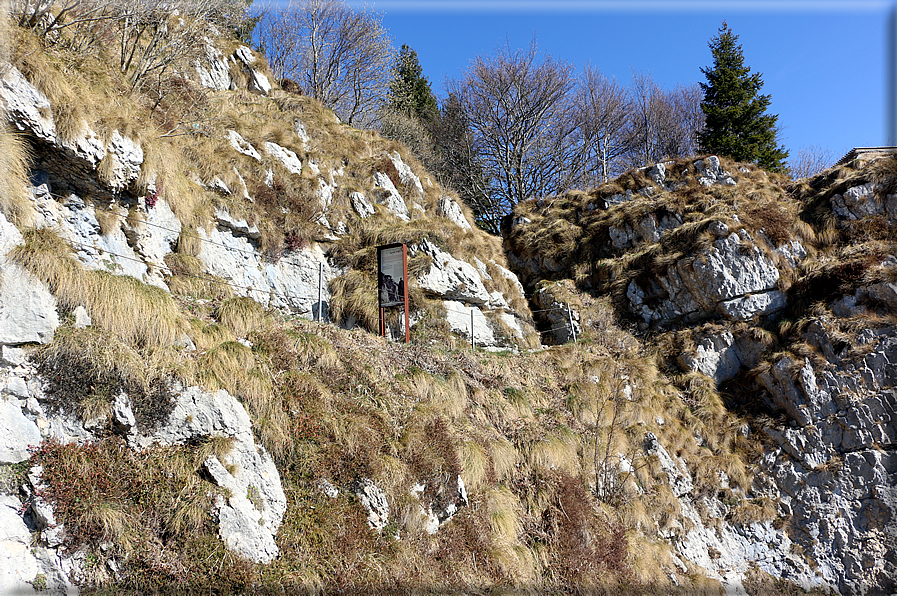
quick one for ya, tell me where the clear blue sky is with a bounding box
[264,0,897,163]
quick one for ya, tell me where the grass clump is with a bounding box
[33,326,176,430]
[11,228,184,349]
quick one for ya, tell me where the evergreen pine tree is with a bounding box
[387,45,439,125]
[699,22,788,172]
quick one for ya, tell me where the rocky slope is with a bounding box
[0,15,894,596]
[505,154,897,595]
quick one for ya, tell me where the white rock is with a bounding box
[532,285,580,345]
[719,290,786,321]
[436,197,471,230]
[72,305,91,329]
[112,392,135,432]
[0,346,26,367]
[677,330,766,385]
[293,120,310,146]
[4,376,28,399]
[265,244,338,319]
[0,399,41,463]
[0,263,59,346]
[355,478,390,532]
[129,384,287,564]
[103,131,143,191]
[233,45,256,66]
[372,172,409,221]
[227,130,261,161]
[644,432,692,497]
[263,142,302,175]
[195,41,231,91]
[415,239,491,305]
[646,162,666,185]
[350,191,375,219]
[0,496,43,594]
[442,300,496,346]
[317,178,335,208]
[317,479,339,498]
[50,195,156,287]
[628,231,784,328]
[387,152,424,200]
[831,182,881,220]
[133,197,181,272]
[247,70,271,96]
[0,64,56,142]
[695,156,736,186]
[214,206,261,240]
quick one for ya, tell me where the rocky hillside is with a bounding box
[0,14,894,596]
[505,154,897,595]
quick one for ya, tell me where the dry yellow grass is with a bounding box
[216,296,268,338]
[0,125,34,225]
[11,228,184,348]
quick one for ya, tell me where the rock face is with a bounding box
[436,197,472,231]
[755,323,897,595]
[0,211,59,346]
[416,238,491,305]
[129,384,287,563]
[677,329,767,385]
[0,340,288,571]
[627,230,786,329]
[532,284,580,344]
[1,63,56,141]
[0,494,78,596]
[503,153,897,594]
[4,47,533,349]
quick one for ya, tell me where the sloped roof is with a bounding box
[835,146,897,165]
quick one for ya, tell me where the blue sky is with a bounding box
[264,0,897,163]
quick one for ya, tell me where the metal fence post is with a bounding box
[471,308,475,350]
[567,303,577,343]
[317,262,324,322]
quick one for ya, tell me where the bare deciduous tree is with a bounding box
[448,41,579,233]
[623,72,704,170]
[575,65,630,185]
[11,0,250,90]
[257,0,393,127]
[788,144,837,179]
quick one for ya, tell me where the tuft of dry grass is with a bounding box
[215,296,268,338]
[0,125,35,225]
[12,228,184,348]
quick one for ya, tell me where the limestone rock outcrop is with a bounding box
[626,229,786,329]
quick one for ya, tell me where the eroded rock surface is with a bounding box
[627,230,786,328]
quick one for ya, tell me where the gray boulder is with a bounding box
[227,130,261,161]
[263,141,302,175]
[0,399,42,463]
[627,230,785,328]
[415,238,491,305]
[102,131,143,191]
[195,41,231,91]
[371,173,409,221]
[0,212,59,346]
[677,330,766,385]
[694,156,736,186]
[350,191,375,219]
[0,63,56,142]
[0,495,78,596]
[436,196,471,230]
[831,182,882,220]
